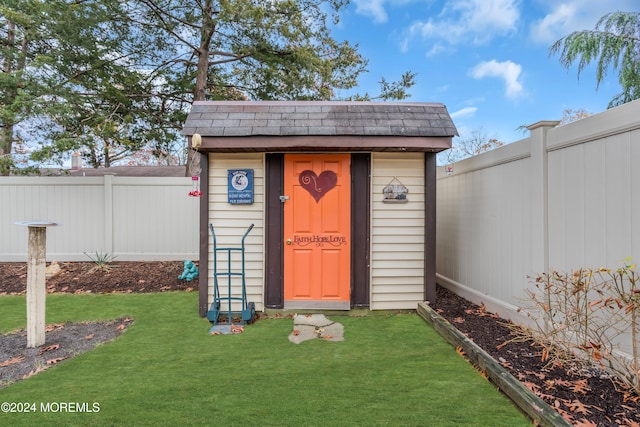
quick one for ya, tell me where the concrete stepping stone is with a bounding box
[288,314,344,344]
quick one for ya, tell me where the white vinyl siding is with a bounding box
[208,153,265,312]
[370,152,425,309]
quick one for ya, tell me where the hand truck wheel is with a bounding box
[246,302,256,324]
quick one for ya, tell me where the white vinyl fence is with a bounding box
[1,175,199,262]
[436,98,640,333]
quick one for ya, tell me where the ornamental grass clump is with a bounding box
[84,251,117,273]
[513,259,640,394]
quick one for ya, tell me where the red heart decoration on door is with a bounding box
[299,170,338,203]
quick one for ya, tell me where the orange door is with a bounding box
[284,154,351,309]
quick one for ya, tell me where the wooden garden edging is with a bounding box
[417,302,571,427]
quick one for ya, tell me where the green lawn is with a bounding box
[0,293,531,426]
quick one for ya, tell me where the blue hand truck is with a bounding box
[207,224,256,328]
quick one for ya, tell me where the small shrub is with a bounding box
[84,251,117,273]
[515,259,640,393]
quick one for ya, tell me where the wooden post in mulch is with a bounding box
[16,221,60,348]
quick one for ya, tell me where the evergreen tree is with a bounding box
[1,1,414,173]
[1,0,161,173]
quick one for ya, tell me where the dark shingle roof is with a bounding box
[182,101,458,138]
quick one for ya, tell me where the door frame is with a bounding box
[264,153,370,309]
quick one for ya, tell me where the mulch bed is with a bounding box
[0,261,639,425]
[0,261,194,295]
[433,285,640,426]
[0,318,133,388]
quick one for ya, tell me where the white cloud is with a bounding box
[470,60,524,99]
[405,0,520,48]
[353,0,389,23]
[529,2,586,44]
[425,43,447,57]
[353,0,423,24]
[451,0,520,43]
[529,1,640,44]
[450,107,478,119]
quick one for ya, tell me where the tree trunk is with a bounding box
[186,0,214,177]
[0,124,13,175]
[194,0,214,102]
[1,19,29,175]
[1,21,16,175]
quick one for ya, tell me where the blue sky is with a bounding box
[331,0,640,145]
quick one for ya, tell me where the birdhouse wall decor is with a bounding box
[382,177,409,203]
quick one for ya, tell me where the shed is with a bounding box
[182,101,457,316]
